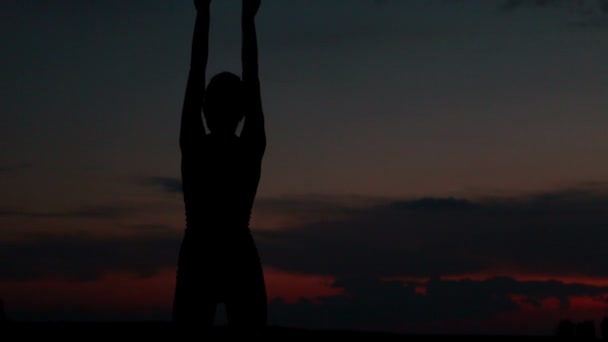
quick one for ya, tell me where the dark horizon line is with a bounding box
[0,320,558,339]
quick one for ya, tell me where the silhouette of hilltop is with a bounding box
[0,299,7,323]
[0,321,558,340]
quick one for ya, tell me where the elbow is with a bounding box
[260,133,267,153]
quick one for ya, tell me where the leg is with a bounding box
[224,231,267,329]
[172,234,217,326]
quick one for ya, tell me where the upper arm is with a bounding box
[240,9,264,157]
[180,11,209,152]
[179,77,205,153]
[179,81,205,152]
[240,78,266,157]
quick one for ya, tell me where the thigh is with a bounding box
[224,287,267,328]
[172,286,217,326]
[224,233,267,327]
[173,236,221,325]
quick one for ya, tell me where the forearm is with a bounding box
[191,9,209,74]
[239,0,265,149]
[240,12,265,149]
[241,15,259,84]
[183,11,209,113]
[180,9,210,148]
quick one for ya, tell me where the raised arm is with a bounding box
[180,0,211,151]
[240,0,266,154]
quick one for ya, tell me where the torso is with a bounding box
[181,134,262,241]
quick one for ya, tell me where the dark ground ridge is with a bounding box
[0,321,560,340]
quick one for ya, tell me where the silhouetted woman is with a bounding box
[172,0,267,328]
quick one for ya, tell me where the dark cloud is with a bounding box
[372,0,392,6]
[5,185,606,284]
[268,276,608,333]
[140,175,380,211]
[128,223,177,232]
[502,0,608,12]
[501,0,608,26]
[371,0,608,18]
[252,195,385,227]
[139,176,383,227]
[502,0,564,10]
[0,231,181,281]
[371,0,461,7]
[0,204,142,220]
[256,186,608,279]
[138,177,183,194]
[0,163,31,175]
[8,307,170,322]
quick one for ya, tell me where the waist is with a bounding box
[185,218,250,233]
[182,225,253,245]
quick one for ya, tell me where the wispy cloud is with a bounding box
[372,0,392,6]
[371,0,608,23]
[137,176,183,194]
[0,204,142,220]
[502,0,608,13]
[0,163,31,175]
[501,0,608,26]
[0,231,180,281]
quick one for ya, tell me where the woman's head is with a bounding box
[203,72,245,135]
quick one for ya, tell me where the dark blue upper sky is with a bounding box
[3,0,608,206]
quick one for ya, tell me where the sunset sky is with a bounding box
[2,0,608,336]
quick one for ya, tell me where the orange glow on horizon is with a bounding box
[264,267,343,303]
[415,286,427,296]
[387,273,608,289]
[0,269,175,314]
[2,267,608,333]
[438,273,608,288]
